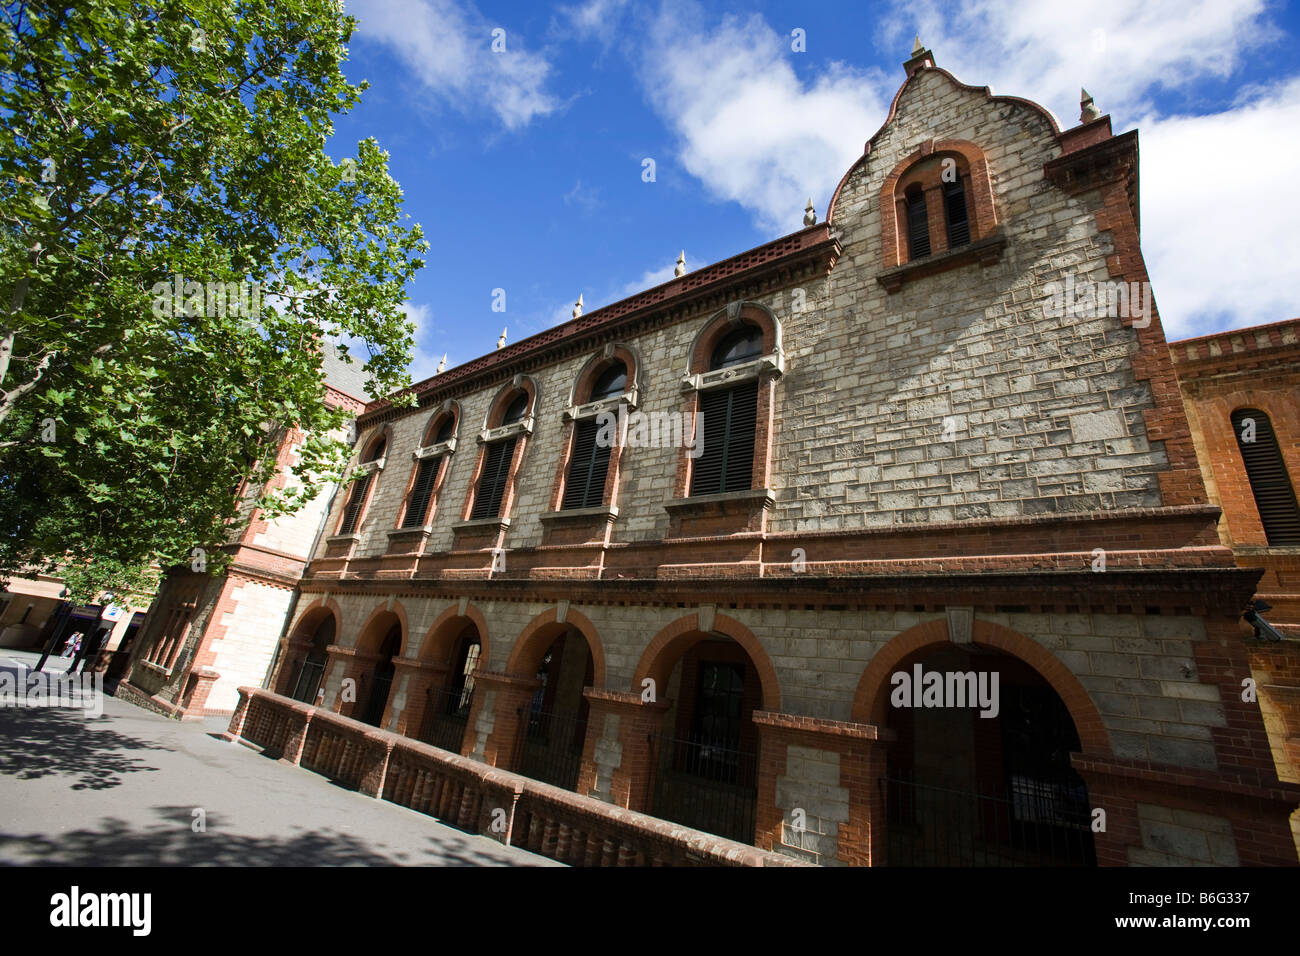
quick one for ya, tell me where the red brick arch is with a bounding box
[688,302,781,375]
[353,600,409,656]
[878,138,997,271]
[505,606,606,687]
[633,612,780,711]
[417,602,491,667]
[288,596,343,642]
[851,617,1110,755]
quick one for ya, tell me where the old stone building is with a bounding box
[253,46,1299,866]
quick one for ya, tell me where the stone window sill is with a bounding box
[877,232,1006,293]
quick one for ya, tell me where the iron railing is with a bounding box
[649,731,757,844]
[290,658,326,705]
[516,706,587,791]
[358,671,394,727]
[418,684,473,754]
[883,770,1096,866]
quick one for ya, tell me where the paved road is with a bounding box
[0,650,559,867]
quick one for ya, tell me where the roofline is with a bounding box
[357,223,841,428]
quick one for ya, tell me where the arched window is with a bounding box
[291,615,334,704]
[944,177,970,249]
[692,326,762,496]
[401,414,456,529]
[471,388,530,520]
[905,185,930,260]
[338,435,386,534]
[562,360,627,510]
[1232,408,1300,545]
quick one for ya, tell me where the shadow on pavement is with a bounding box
[0,807,548,866]
[0,707,170,791]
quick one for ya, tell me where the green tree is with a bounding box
[0,1,425,600]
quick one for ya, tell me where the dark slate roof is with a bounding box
[320,338,372,402]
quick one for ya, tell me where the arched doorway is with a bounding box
[289,614,335,705]
[418,622,482,752]
[513,626,595,791]
[880,642,1097,866]
[358,618,401,727]
[635,617,777,845]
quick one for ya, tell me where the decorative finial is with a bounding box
[912,35,924,56]
[496,327,507,350]
[436,353,447,374]
[572,293,583,319]
[1080,88,1100,123]
[803,197,817,227]
[674,250,686,277]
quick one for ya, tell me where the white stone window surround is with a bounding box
[680,351,783,392]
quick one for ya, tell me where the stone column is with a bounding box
[464,670,540,770]
[388,658,449,739]
[325,644,382,719]
[579,690,670,812]
[752,710,892,865]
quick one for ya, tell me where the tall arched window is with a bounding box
[471,390,529,520]
[905,184,930,260]
[562,360,626,510]
[338,435,386,535]
[1232,408,1300,545]
[401,414,456,529]
[944,176,970,249]
[691,326,762,496]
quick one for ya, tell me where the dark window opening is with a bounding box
[690,380,758,496]
[1233,408,1300,545]
[502,392,529,425]
[589,361,627,401]
[562,417,612,510]
[906,186,930,260]
[470,436,517,520]
[710,325,764,370]
[401,455,442,528]
[944,176,971,248]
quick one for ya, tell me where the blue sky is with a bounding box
[330,0,1300,385]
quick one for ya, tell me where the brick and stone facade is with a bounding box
[244,49,1300,865]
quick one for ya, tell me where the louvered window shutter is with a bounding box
[562,418,612,510]
[338,472,373,534]
[944,178,971,248]
[691,381,758,496]
[402,456,443,528]
[471,437,517,520]
[1233,409,1300,545]
[907,192,930,260]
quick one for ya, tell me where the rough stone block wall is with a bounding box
[1130,803,1239,866]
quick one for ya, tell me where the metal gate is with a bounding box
[883,770,1096,866]
[516,705,586,791]
[648,731,757,844]
[359,670,393,727]
[419,684,473,754]
[290,657,326,705]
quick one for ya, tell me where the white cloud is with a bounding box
[348,0,560,130]
[878,0,1277,124]
[562,178,602,214]
[1137,77,1300,337]
[558,0,632,44]
[637,7,891,234]
[401,301,450,382]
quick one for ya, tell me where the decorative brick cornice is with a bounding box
[357,225,841,429]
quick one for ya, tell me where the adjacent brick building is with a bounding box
[116,345,368,719]
[239,47,1299,866]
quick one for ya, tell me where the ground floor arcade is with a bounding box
[268,586,1300,867]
